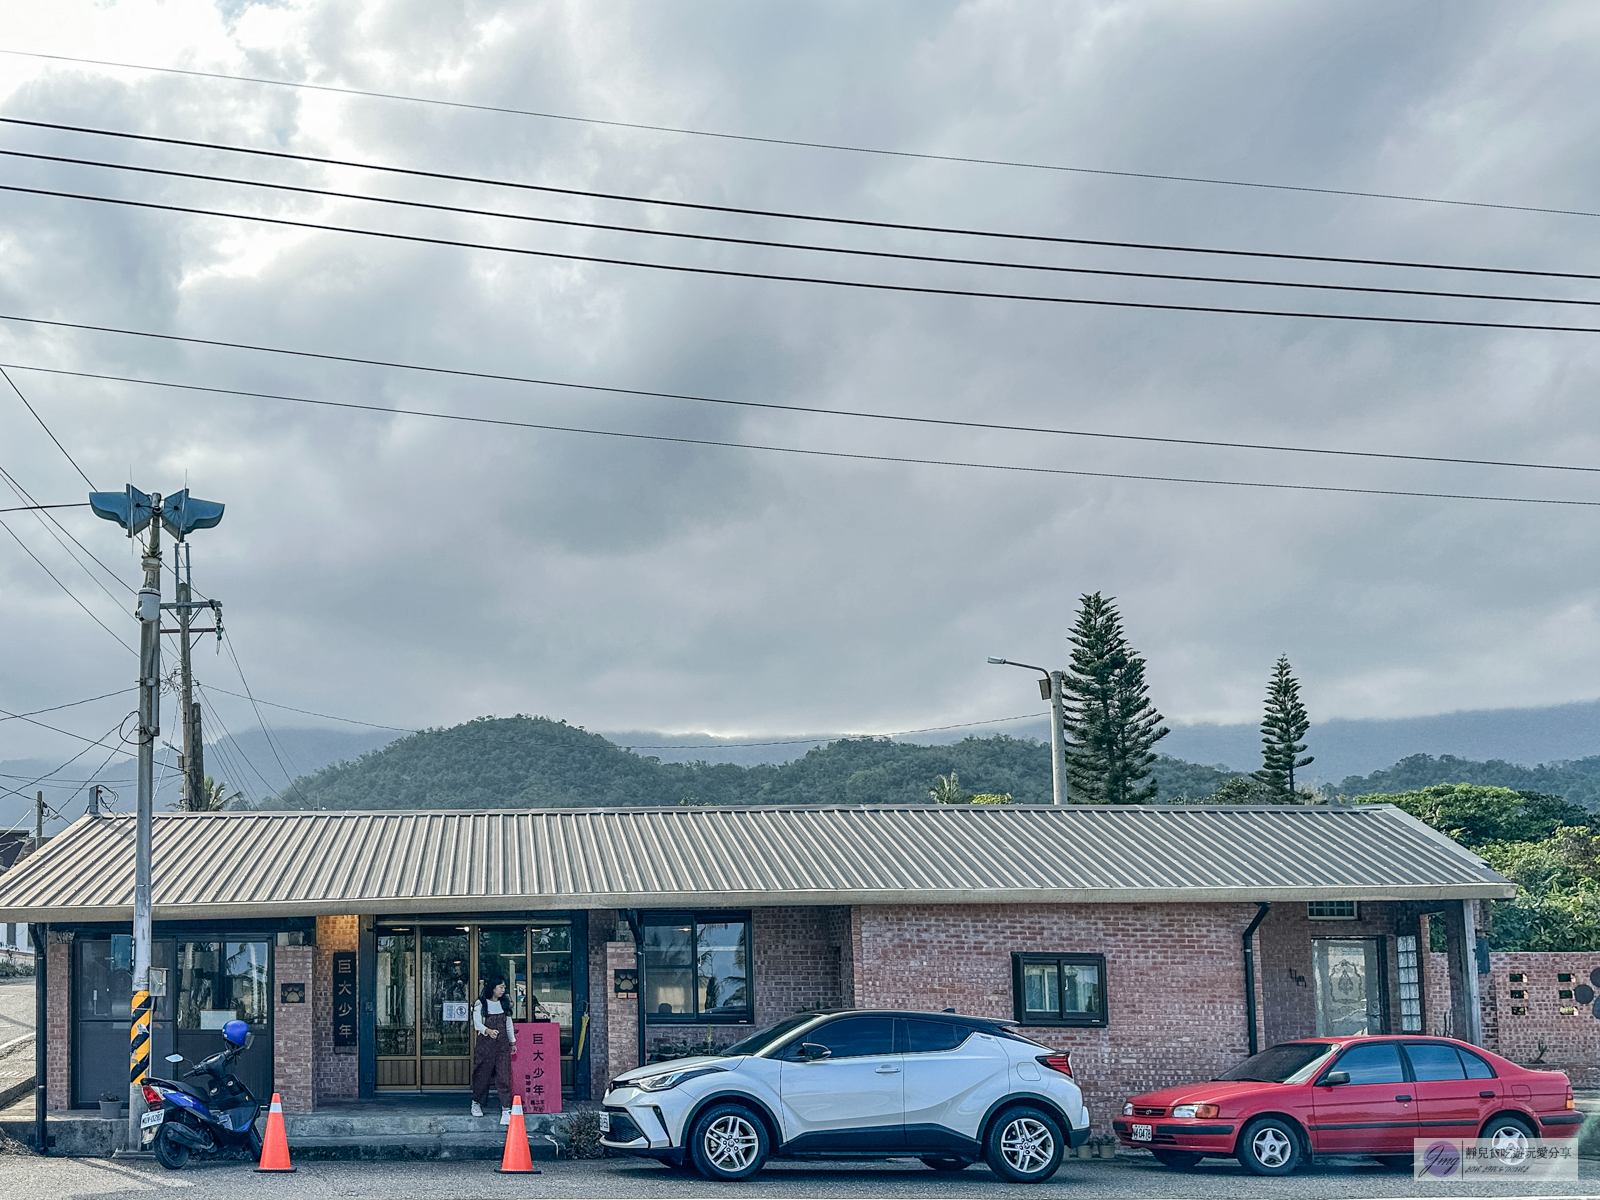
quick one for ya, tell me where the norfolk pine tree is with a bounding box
[1255,655,1313,800]
[1062,593,1170,803]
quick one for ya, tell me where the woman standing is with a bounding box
[470,977,516,1122]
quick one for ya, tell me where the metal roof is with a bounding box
[0,803,1511,922]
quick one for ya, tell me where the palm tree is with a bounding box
[175,776,243,812]
[929,773,970,804]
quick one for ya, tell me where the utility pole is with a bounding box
[176,546,206,811]
[33,791,42,852]
[89,485,223,1151]
[988,657,1070,805]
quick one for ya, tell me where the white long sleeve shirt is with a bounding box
[473,998,515,1044]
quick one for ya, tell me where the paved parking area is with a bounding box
[0,1153,1595,1200]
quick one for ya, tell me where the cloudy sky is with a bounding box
[2,0,1599,777]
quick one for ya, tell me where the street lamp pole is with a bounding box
[988,658,1068,805]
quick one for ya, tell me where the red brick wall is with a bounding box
[752,906,845,1024]
[586,911,618,1098]
[273,945,314,1112]
[46,936,69,1110]
[1481,952,1600,1083]
[313,916,359,1101]
[850,902,1263,1135]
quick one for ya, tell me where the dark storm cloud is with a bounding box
[3,0,1600,774]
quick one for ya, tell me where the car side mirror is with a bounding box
[165,1054,184,1064]
[798,1043,832,1061]
[1321,1070,1350,1086]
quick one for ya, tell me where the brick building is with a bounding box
[0,803,1524,1130]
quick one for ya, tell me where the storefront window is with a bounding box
[641,914,752,1022]
[376,932,416,1057]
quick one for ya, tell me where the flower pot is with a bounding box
[1076,1144,1095,1159]
[1097,1143,1117,1159]
[98,1100,123,1119]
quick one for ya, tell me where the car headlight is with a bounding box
[633,1066,725,1092]
[1123,1103,1134,1116]
[1171,1103,1220,1119]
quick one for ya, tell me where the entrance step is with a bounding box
[284,1109,566,1160]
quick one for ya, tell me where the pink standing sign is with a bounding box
[509,1021,562,1113]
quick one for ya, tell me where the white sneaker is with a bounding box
[500,1109,511,1126]
[471,1102,483,1118]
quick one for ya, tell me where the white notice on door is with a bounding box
[442,1001,469,1022]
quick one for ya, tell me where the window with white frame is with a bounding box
[1308,900,1358,920]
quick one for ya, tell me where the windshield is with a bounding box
[1216,1042,1337,1084]
[719,1015,821,1058]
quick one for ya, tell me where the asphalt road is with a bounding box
[0,978,34,1042]
[0,1153,1595,1200]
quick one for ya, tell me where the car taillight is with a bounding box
[141,1084,164,1105]
[1567,1086,1576,1111]
[1039,1053,1073,1078]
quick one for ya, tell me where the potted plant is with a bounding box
[1094,1134,1118,1160]
[98,1091,124,1119]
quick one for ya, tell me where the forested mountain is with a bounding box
[1340,754,1600,808]
[262,715,1241,810]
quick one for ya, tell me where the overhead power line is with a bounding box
[7,354,1600,479]
[1,49,1594,221]
[0,515,135,653]
[0,687,133,722]
[0,501,89,514]
[200,683,416,732]
[6,182,1600,334]
[4,147,1595,309]
[1,365,96,486]
[3,359,1595,508]
[0,463,131,606]
[3,117,1594,282]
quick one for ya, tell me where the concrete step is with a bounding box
[285,1110,564,1160]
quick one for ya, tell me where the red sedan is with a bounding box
[1113,1035,1580,1175]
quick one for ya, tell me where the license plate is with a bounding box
[1132,1123,1153,1142]
[140,1110,165,1129]
[598,1112,610,1133]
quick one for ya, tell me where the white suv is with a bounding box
[600,1009,1090,1181]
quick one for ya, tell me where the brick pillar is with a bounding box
[46,935,71,1110]
[605,942,639,1086]
[273,945,314,1112]
[314,916,360,1101]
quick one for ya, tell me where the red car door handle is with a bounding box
[1480,1091,1495,1098]
[1395,1095,1412,1102]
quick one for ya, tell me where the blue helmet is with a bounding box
[223,1019,249,1047]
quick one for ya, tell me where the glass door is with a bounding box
[374,930,417,1087]
[419,928,472,1087]
[1312,938,1387,1035]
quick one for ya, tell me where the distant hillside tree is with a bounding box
[1340,753,1600,810]
[1062,593,1169,803]
[1254,656,1313,800]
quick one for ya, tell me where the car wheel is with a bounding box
[1481,1114,1534,1166]
[1151,1150,1203,1169]
[687,1103,769,1181]
[1238,1117,1301,1176]
[920,1156,972,1172]
[984,1106,1065,1183]
[153,1126,190,1170]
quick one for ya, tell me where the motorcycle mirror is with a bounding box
[165,1054,184,1063]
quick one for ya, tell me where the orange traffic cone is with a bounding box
[495,1095,541,1174]
[255,1092,296,1173]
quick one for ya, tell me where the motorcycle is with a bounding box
[139,1019,265,1169]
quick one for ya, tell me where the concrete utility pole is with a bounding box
[176,546,206,811]
[88,484,224,1152]
[988,658,1069,805]
[129,497,162,1146]
[33,791,42,852]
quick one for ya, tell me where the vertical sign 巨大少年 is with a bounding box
[510,1021,563,1113]
[333,950,358,1051]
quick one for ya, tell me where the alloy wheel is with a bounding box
[703,1114,760,1173]
[1250,1126,1294,1169]
[1489,1125,1530,1165]
[999,1116,1056,1175]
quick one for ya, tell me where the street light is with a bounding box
[988,657,1067,805]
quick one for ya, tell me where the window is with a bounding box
[905,1019,970,1054]
[641,913,751,1022]
[781,1015,894,1059]
[1011,954,1107,1026]
[1404,1042,1465,1081]
[1328,1042,1405,1085]
[1308,900,1358,920]
[1459,1049,1496,1079]
[1396,934,1421,1033]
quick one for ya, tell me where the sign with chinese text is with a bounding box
[509,1021,562,1114]
[332,951,358,1050]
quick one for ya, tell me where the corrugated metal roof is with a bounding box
[0,803,1511,921]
